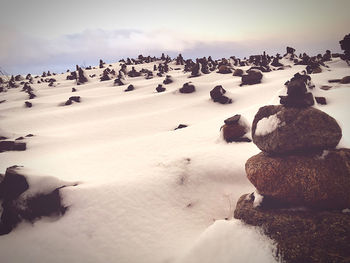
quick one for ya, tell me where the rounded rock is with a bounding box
[252,105,342,154]
[245,148,350,209]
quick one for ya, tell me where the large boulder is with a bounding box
[234,193,350,263]
[245,149,350,209]
[252,105,342,154]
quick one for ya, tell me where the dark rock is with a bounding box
[0,166,29,200]
[163,75,173,85]
[179,83,195,93]
[114,78,124,86]
[271,57,283,67]
[315,96,327,105]
[339,33,350,61]
[222,124,247,142]
[245,148,350,209]
[25,134,34,137]
[232,137,252,142]
[99,59,105,68]
[217,65,232,74]
[66,71,77,80]
[156,84,166,93]
[252,105,342,154]
[15,137,24,141]
[77,68,88,84]
[174,124,187,130]
[210,85,226,100]
[224,114,241,125]
[124,84,134,92]
[214,96,232,104]
[328,79,341,83]
[0,136,8,140]
[69,96,80,103]
[127,67,141,77]
[13,142,26,151]
[232,68,244,76]
[0,166,72,235]
[65,99,72,105]
[279,92,314,108]
[340,76,350,84]
[286,46,295,55]
[234,193,350,263]
[210,85,232,104]
[25,101,32,108]
[240,70,263,86]
[28,92,36,99]
[320,85,332,90]
[72,88,77,92]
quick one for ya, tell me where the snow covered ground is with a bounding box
[0,57,349,263]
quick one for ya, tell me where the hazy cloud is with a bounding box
[0,27,344,75]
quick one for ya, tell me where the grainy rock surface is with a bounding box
[252,105,342,154]
[245,149,350,209]
[234,193,350,263]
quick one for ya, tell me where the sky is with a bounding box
[0,0,349,75]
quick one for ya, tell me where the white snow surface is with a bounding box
[255,113,283,136]
[0,58,349,263]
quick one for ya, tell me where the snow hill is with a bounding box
[0,56,349,263]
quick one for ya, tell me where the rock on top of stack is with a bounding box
[252,72,342,154]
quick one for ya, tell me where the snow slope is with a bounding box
[0,58,349,263]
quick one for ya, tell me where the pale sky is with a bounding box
[0,0,349,74]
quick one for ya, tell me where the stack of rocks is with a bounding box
[234,78,350,262]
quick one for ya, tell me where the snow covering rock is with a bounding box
[0,166,76,235]
[245,149,350,209]
[177,220,277,263]
[234,193,350,263]
[252,105,342,154]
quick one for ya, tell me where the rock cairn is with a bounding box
[233,73,350,262]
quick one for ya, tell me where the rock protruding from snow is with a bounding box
[0,166,76,235]
[234,193,350,263]
[0,141,26,152]
[210,85,232,104]
[279,72,315,107]
[221,114,251,143]
[179,82,195,94]
[252,105,342,154]
[240,70,263,86]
